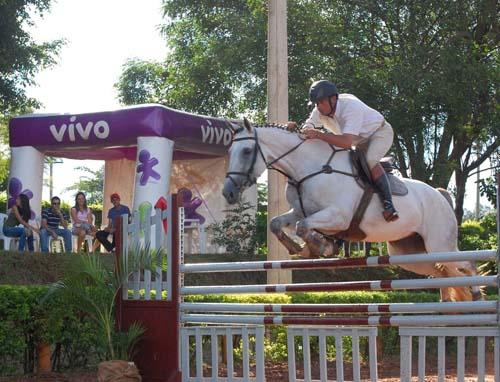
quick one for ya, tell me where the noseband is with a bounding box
[225,128,263,191]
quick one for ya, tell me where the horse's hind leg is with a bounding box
[421,232,475,301]
[387,234,453,302]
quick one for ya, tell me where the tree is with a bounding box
[64,166,104,205]
[116,0,499,222]
[0,0,63,189]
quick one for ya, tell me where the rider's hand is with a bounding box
[301,128,321,140]
[51,231,58,240]
[286,121,298,131]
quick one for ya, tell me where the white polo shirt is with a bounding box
[304,94,384,138]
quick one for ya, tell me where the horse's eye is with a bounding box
[243,147,252,155]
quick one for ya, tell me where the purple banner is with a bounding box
[9,105,235,160]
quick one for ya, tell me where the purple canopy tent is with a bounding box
[9,104,234,160]
[7,104,236,227]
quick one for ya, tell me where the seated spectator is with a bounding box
[2,194,39,252]
[70,192,96,251]
[40,196,72,253]
[95,193,131,253]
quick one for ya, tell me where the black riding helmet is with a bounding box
[309,80,338,104]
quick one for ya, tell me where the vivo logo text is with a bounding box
[49,116,110,142]
[200,120,232,146]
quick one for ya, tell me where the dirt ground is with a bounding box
[1,354,496,381]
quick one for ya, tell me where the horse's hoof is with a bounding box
[472,291,484,301]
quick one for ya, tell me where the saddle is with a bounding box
[333,146,408,242]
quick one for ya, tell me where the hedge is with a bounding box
[0,285,102,376]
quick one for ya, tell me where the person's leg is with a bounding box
[3,226,25,251]
[366,122,399,222]
[57,228,73,252]
[39,228,49,252]
[96,230,114,252]
[77,229,86,252]
[27,234,34,252]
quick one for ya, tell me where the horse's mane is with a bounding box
[253,123,302,135]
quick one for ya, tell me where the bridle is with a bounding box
[225,125,359,218]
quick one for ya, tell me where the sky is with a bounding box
[24,0,489,211]
[26,0,167,202]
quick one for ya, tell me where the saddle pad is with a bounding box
[388,173,408,196]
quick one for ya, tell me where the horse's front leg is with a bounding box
[296,207,349,258]
[270,210,310,256]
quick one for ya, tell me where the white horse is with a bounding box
[222,119,481,302]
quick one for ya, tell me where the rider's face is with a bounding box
[316,96,336,116]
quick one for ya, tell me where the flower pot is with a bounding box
[98,360,142,382]
[36,342,51,373]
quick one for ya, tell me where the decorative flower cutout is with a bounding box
[8,177,35,219]
[178,187,205,226]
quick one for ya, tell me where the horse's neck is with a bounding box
[258,128,351,180]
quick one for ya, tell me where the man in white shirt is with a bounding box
[288,80,398,222]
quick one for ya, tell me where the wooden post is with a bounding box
[267,0,291,284]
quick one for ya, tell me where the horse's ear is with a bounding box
[243,117,253,132]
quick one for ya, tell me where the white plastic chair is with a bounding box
[72,214,95,252]
[0,213,14,250]
[183,218,207,254]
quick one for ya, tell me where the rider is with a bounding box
[288,80,399,222]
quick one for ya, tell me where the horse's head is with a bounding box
[223,118,266,204]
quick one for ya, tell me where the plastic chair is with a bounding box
[0,213,14,250]
[72,214,95,252]
[183,218,207,254]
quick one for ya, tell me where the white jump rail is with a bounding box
[181,250,497,273]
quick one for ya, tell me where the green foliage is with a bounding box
[459,212,497,274]
[0,0,64,144]
[208,201,258,257]
[0,285,102,375]
[459,213,497,251]
[44,244,164,361]
[479,176,498,207]
[63,165,104,205]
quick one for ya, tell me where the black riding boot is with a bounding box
[374,173,399,222]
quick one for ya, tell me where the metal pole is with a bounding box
[496,172,500,340]
[49,161,53,200]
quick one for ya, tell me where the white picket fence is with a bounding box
[121,199,172,301]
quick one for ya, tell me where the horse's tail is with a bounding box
[436,187,454,209]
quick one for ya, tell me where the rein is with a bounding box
[225,126,360,218]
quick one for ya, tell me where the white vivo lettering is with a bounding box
[49,124,67,142]
[49,117,110,142]
[68,124,76,141]
[93,120,110,139]
[223,129,232,145]
[201,125,211,142]
[214,127,224,144]
[68,116,76,141]
[209,127,214,144]
[200,124,233,146]
[75,121,94,140]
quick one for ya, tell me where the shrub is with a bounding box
[208,201,259,258]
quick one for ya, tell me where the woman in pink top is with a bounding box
[71,192,96,251]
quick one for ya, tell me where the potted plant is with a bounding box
[44,243,164,381]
